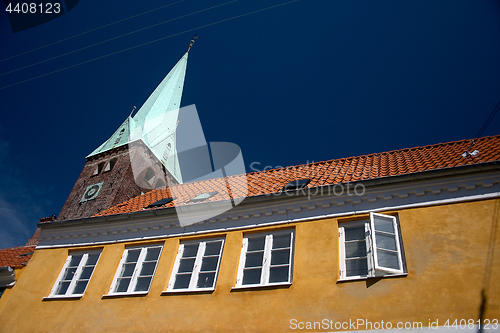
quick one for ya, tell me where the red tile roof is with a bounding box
[25,228,40,246]
[0,246,36,268]
[95,135,500,217]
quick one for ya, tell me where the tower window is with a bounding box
[144,168,156,187]
[104,158,118,172]
[93,162,105,176]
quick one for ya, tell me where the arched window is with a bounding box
[144,168,155,187]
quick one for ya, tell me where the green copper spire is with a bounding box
[87,116,132,157]
[87,51,189,184]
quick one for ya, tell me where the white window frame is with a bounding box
[47,249,102,299]
[165,237,225,292]
[338,212,406,281]
[106,244,163,296]
[234,229,294,289]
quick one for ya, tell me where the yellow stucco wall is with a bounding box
[0,267,25,314]
[0,198,498,332]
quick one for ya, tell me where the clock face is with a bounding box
[85,185,99,199]
[80,182,104,202]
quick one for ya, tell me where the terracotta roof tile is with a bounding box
[0,246,36,268]
[94,135,500,218]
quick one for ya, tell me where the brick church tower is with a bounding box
[58,51,189,221]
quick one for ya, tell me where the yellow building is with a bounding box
[1,50,499,332]
[1,134,499,332]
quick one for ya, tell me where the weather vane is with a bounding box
[188,35,198,51]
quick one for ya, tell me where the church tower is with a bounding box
[58,50,190,221]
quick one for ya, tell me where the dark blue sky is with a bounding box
[1,0,499,248]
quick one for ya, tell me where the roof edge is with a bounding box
[38,160,500,229]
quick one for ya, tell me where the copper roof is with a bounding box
[94,135,500,217]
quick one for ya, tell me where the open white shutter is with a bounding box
[370,212,404,274]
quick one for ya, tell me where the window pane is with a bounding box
[204,241,222,256]
[56,281,70,295]
[69,254,83,267]
[271,249,290,265]
[373,216,394,233]
[197,272,215,288]
[120,263,135,277]
[183,244,199,258]
[345,226,365,241]
[134,277,152,292]
[272,233,291,249]
[62,267,77,281]
[86,254,99,266]
[242,268,262,285]
[174,274,191,289]
[247,237,265,251]
[345,240,366,258]
[200,257,218,272]
[346,258,368,277]
[125,249,141,263]
[116,278,131,292]
[73,280,88,295]
[377,250,400,270]
[269,266,289,283]
[244,252,263,268]
[375,232,397,251]
[80,266,94,280]
[145,247,161,261]
[178,258,195,273]
[140,262,156,276]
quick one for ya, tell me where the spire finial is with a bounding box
[129,106,136,117]
[188,35,198,51]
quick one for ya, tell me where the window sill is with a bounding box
[43,295,82,301]
[162,288,215,295]
[102,291,149,298]
[337,273,407,283]
[231,282,292,291]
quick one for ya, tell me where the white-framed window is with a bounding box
[338,212,406,280]
[235,229,294,288]
[166,238,225,292]
[48,250,102,298]
[107,244,163,295]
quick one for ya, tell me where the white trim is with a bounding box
[165,238,225,292]
[36,189,500,250]
[43,295,82,300]
[47,249,102,298]
[338,213,406,281]
[106,244,163,296]
[102,291,148,298]
[370,212,404,275]
[337,273,408,282]
[231,282,292,290]
[235,229,294,288]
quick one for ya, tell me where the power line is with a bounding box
[461,100,500,157]
[0,0,239,77]
[0,0,186,63]
[474,101,500,140]
[0,0,299,91]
